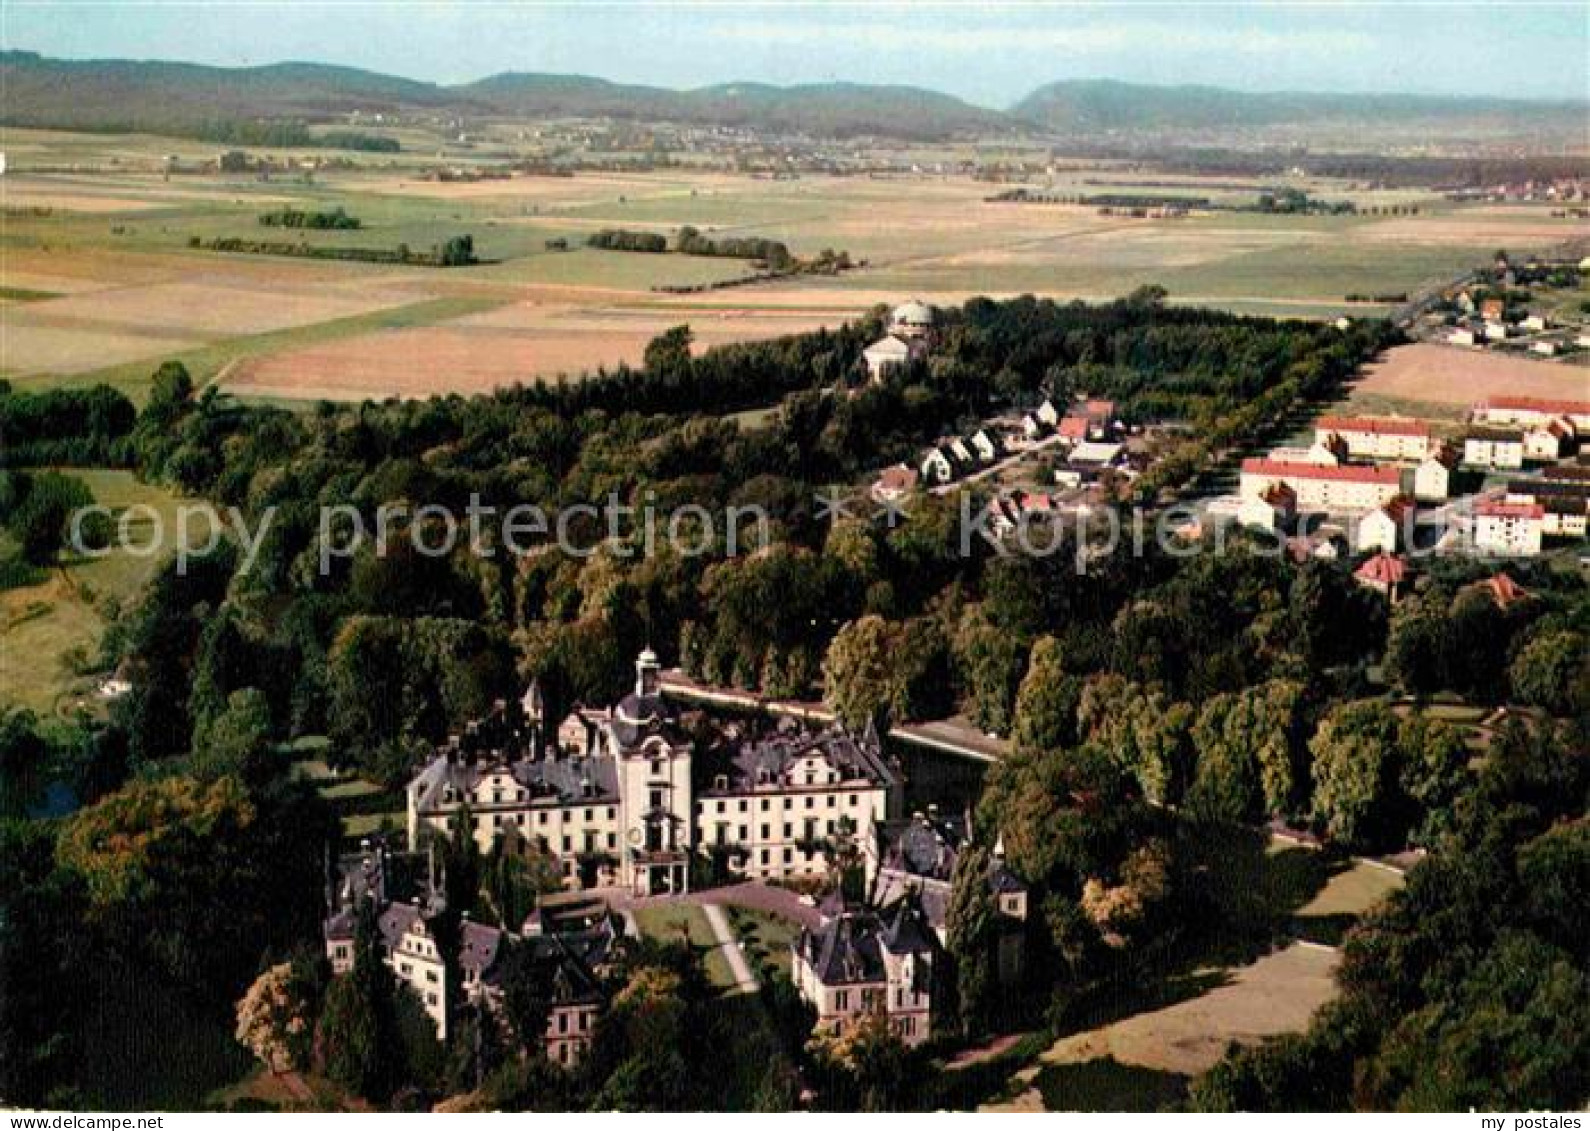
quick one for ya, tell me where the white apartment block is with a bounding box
[1239,458,1405,513]
[1463,429,1526,470]
[1473,502,1544,556]
[1315,416,1436,462]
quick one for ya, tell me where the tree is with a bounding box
[235,961,317,1073]
[943,843,996,1036]
[1011,636,1082,755]
[822,615,905,729]
[1508,628,1588,716]
[1188,680,1306,823]
[189,687,274,786]
[1308,701,1407,850]
[317,903,400,1100]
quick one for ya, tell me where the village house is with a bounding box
[919,446,960,485]
[792,896,940,1047]
[1413,447,1459,501]
[1314,416,1436,462]
[1237,483,1297,532]
[1238,458,1405,513]
[1035,398,1062,428]
[1463,427,1526,470]
[406,650,901,895]
[1355,497,1414,554]
[1540,496,1589,539]
[1522,417,1577,462]
[1354,552,1411,602]
[871,463,919,504]
[1472,501,1545,556]
[1054,440,1126,488]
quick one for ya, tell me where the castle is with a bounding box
[406,650,902,895]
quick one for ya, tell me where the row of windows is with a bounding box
[697,792,871,816]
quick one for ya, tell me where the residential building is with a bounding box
[862,334,926,382]
[1035,398,1062,428]
[1463,428,1526,470]
[1054,440,1126,487]
[1473,501,1544,556]
[1541,496,1589,538]
[1471,395,1590,431]
[889,300,935,339]
[1354,552,1410,602]
[969,428,1002,463]
[407,652,900,895]
[1414,448,1458,501]
[1237,483,1297,531]
[871,463,919,504]
[1238,458,1405,513]
[1315,416,1436,462]
[1355,497,1413,554]
[792,896,939,1047]
[1523,418,1576,462]
[919,447,959,485]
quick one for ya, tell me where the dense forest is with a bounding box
[0,295,1584,1111]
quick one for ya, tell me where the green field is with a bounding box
[0,469,201,716]
[631,902,738,989]
[4,125,1580,404]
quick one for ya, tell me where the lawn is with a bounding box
[0,469,197,716]
[724,904,801,979]
[631,902,738,989]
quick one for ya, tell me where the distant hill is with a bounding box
[455,74,1011,139]
[1,50,1582,143]
[0,51,461,132]
[1012,78,1586,133]
[0,50,1010,141]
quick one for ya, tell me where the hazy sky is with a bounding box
[5,2,1587,104]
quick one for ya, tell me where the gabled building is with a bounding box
[322,841,615,1058]
[1473,501,1544,556]
[871,463,919,504]
[1414,447,1458,502]
[792,895,940,1047]
[1239,458,1405,513]
[1315,416,1436,462]
[1471,395,1590,431]
[862,334,926,383]
[407,652,900,896]
[1463,428,1526,470]
[1355,497,1413,554]
[869,811,1028,984]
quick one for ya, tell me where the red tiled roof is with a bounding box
[1355,553,1408,585]
[1478,572,1530,608]
[1317,415,1431,438]
[1480,395,1590,416]
[1475,501,1544,519]
[1241,458,1403,485]
[1058,416,1090,438]
[876,464,919,492]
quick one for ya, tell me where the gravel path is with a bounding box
[701,901,759,995]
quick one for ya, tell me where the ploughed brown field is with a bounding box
[1349,342,1590,415]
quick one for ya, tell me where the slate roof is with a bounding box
[409,747,622,813]
[698,721,896,797]
[796,896,936,987]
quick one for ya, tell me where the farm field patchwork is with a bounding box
[4,147,1584,403]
